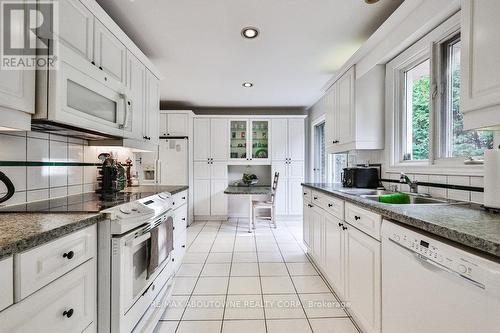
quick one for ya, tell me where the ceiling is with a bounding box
[96,0,403,109]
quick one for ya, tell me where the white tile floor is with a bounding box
[154,218,360,333]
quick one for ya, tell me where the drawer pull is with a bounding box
[182,197,186,200]
[63,309,74,318]
[182,218,186,221]
[338,223,343,227]
[328,204,333,207]
[342,226,348,231]
[313,196,318,200]
[63,251,74,260]
[182,245,186,248]
[308,204,313,208]
[354,216,361,221]
[303,193,307,195]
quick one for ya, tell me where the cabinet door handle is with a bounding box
[63,251,74,260]
[63,309,74,318]
[182,218,186,221]
[91,61,95,66]
[303,193,307,196]
[342,226,348,231]
[182,197,186,200]
[313,197,318,200]
[182,245,186,248]
[99,66,103,70]
[354,216,361,221]
[308,204,313,208]
[328,204,333,207]
[338,223,343,227]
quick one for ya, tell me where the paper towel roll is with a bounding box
[484,149,500,209]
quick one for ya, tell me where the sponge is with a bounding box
[378,193,411,204]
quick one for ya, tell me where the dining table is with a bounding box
[224,185,272,233]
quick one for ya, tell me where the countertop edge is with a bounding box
[0,214,105,260]
[302,183,500,259]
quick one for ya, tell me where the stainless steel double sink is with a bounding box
[338,188,461,206]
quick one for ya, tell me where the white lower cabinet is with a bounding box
[0,256,13,312]
[324,213,345,299]
[303,186,381,333]
[194,161,228,217]
[0,259,96,333]
[345,225,381,333]
[172,192,188,273]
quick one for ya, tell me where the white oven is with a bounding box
[111,212,174,333]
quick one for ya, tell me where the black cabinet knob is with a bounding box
[342,226,348,231]
[338,223,343,227]
[308,204,313,208]
[63,309,74,318]
[182,245,186,248]
[328,204,333,207]
[182,197,186,200]
[63,251,74,260]
[99,66,103,70]
[313,197,318,200]
[172,258,175,262]
[354,216,361,221]
[182,218,186,221]
[91,61,95,65]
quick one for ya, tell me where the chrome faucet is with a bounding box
[400,172,419,194]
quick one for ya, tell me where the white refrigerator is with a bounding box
[157,138,189,186]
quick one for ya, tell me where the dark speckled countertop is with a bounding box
[302,183,500,259]
[0,185,188,259]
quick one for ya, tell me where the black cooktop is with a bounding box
[0,192,153,213]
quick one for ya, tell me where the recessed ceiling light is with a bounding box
[242,82,254,88]
[241,27,259,39]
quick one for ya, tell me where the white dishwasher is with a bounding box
[382,220,500,333]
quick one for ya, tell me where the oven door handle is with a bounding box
[126,232,151,248]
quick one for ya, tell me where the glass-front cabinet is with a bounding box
[229,119,270,163]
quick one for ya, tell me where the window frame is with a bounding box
[385,12,498,173]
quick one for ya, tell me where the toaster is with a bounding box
[342,167,379,189]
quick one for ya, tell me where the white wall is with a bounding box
[0,131,136,206]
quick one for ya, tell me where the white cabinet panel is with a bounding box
[93,20,127,84]
[0,256,13,312]
[126,53,145,140]
[324,213,345,299]
[272,162,288,215]
[145,71,160,145]
[193,162,210,179]
[211,179,228,216]
[289,161,305,179]
[0,259,96,333]
[194,179,210,216]
[15,225,96,301]
[288,179,304,216]
[211,162,227,180]
[303,203,312,249]
[271,119,288,161]
[167,113,189,137]
[461,0,500,130]
[59,0,94,62]
[210,119,228,161]
[345,225,381,333]
[337,67,355,146]
[312,207,325,266]
[159,113,168,136]
[288,119,305,161]
[194,118,211,161]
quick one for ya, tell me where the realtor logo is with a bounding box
[1,1,58,69]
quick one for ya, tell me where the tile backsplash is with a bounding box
[0,132,136,206]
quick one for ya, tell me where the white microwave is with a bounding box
[33,45,133,139]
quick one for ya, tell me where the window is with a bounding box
[388,13,496,169]
[313,122,326,182]
[403,59,431,161]
[440,37,494,158]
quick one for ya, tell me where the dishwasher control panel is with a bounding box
[385,223,485,287]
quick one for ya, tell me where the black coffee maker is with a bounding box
[97,153,126,193]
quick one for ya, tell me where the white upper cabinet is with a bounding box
[288,119,305,161]
[125,52,145,140]
[461,0,500,130]
[58,0,94,62]
[271,119,288,160]
[194,118,211,161]
[167,113,189,137]
[0,0,34,131]
[229,119,270,163]
[145,71,160,145]
[211,119,229,161]
[93,20,127,85]
[326,65,384,154]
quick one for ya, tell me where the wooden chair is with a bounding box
[252,172,279,229]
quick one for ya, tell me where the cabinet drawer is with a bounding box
[345,203,382,240]
[303,187,312,203]
[15,225,97,301]
[172,190,188,209]
[0,256,13,311]
[173,208,188,235]
[0,259,96,333]
[317,195,344,221]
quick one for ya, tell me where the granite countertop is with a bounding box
[302,183,500,259]
[0,185,189,259]
[0,213,103,260]
[224,186,272,195]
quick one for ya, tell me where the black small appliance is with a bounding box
[342,167,379,189]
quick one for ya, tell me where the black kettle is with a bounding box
[0,171,15,204]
